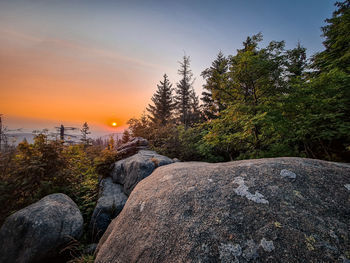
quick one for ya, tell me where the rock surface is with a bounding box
[116,137,149,159]
[90,177,128,241]
[96,157,350,263]
[0,193,83,263]
[111,149,173,195]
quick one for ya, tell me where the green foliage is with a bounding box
[80,122,91,146]
[145,123,180,158]
[121,130,130,144]
[0,131,128,262]
[313,0,350,73]
[0,133,101,228]
[288,69,350,160]
[123,1,350,163]
[127,113,150,139]
[175,56,200,128]
[128,1,350,162]
[201,51,229,119]
[94,147,119,178]
[147,74,175,125]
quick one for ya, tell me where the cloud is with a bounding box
[0,27,159,70]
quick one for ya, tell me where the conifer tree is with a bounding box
[108,135,115,150]
[80,122,91,145]
[189,88,201,123]
[285,42,307,79]
[147,74,175,125]
[122,130,130,144]
[175,56,196,128]
[313,0,350,73]
[200,51,229,120]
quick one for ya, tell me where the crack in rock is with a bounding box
[233,177,269,204]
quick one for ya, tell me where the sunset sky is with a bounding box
[0,0,336,136]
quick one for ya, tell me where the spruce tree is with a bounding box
[80,122,91,145]
[200,51,229,120]
[108,135,115,150]
[175,56,196,128]
[189,88,201,123]
[147,74,175,125]
[285,42,307,79]
[122,130,130,144]
[313,0,350,73]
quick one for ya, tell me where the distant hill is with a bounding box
[98,133,124,141]
[6,133,35,145]
[2,132,125,147]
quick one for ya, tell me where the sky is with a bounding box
[0,0,337,136]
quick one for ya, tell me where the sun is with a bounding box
[112,122,117,127]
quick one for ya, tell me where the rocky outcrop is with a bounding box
[96,157,350,263]
[0,193,83,263]
[111,149,173,195]
[90,177,128,241]
[89,146,174,242]
[116,137,149,159]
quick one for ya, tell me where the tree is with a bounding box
[124,2,350,162]
[189,88,201,123]
[122,130,130,144]
[147,74,175,125]
[200,34,289,159]
[80,122,91,145]
[175,56,196,128]
[297,0,350,161]
[108,135,116,150]
[226,34,285,153]
[127,112,150,139]
[201,51,229,120]
[313,0,350,73]
[285,42,307,79]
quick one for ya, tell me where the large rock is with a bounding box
[96,158,350,263]
[116,137,149,159]
[111,149,173,195]
[0,193,83,263]
[90,177,128,241]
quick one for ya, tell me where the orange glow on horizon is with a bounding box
[0,31,156,133]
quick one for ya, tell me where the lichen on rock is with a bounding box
[259,238,275,252]
[280,169,297,179]
[233,176,269,204]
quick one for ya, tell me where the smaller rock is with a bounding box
[259,238,275,252]
[0,193,83,263]
[90,178,128,241]
[344,184,350,191]
[116,137,149,158]
[111,150,174,195]
[280,169,297,179]
[173,158,180,162]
